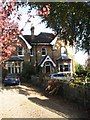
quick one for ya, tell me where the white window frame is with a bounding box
[59,63,71,73]
[5,61,23,74]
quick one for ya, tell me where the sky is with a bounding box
[75,51,88,66]
[18,6,88,66]
[18,7,54,35]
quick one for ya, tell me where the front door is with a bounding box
[45,63,51,73]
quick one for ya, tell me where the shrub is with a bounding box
[45,80,63,95]
[20,62,36,82]
[2,68,8,81]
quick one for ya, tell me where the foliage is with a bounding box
[2,68,8,81]
[45,75,90,96]
[75,63,87,76]
[0,0,50,64]
[0,0,23,63]
[75,63,84,72]
[20,62,36,82]
[31,2,90,54]
[45,80,63,95]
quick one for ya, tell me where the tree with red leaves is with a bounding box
[0,1,50,64]
[0,0,22,63]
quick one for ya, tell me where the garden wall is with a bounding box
[62,82,90,109]
[30,75,90,109]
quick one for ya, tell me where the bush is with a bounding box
[20,62,36,82]
[45,80,63,95]
[2,68,8,81]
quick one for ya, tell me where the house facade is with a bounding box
[5,27,75,76]
[5,35,31,74]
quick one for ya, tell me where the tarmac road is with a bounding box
[0,84,89,119]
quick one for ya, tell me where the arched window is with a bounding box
[61,47,67,55]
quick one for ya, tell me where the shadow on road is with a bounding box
[28,96,88,119]
[2,83,89,119]
[2,83,43,96]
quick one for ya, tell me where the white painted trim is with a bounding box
[41,55,56,67]
[19,35,32,49]
[50,36,58,46]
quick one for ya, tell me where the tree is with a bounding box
[75,63,84,72]
[0,1,48,64]
[75,63,87,76]
[0,0,22,63]
[31,2,90,54]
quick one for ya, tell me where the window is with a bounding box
[60,65,63,72]
[60,64,70,72]
[17,47,24,56]
[61,47,67,55]
[53,74,58,77]
[6,62,23,74]
[42,48,46,56]
[64,65,69,71]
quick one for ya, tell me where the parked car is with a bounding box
[49,72,74,81]
[3,74,20,86]
[49,73,66,80]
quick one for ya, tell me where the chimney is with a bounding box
[31,26,35,40]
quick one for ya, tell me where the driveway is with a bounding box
[0,84,89,119]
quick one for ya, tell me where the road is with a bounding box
[0,84,88,119]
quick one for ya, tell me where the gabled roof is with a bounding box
[23,32,56,45]
[23,35,34,44]
[19,35,32,49]
[39,55,56,67]
[57,54,71,61]
[32,32,55,44]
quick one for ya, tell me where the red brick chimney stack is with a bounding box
[31,26,35,40]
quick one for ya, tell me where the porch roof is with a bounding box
[8,56,24,61]
[38,55,56,67]
[57,55,71,61]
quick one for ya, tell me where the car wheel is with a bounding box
[4,84,7,87]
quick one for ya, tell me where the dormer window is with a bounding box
[42,48,47,56]
[17,47,24,56]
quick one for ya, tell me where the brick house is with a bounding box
[5,26,75,75]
